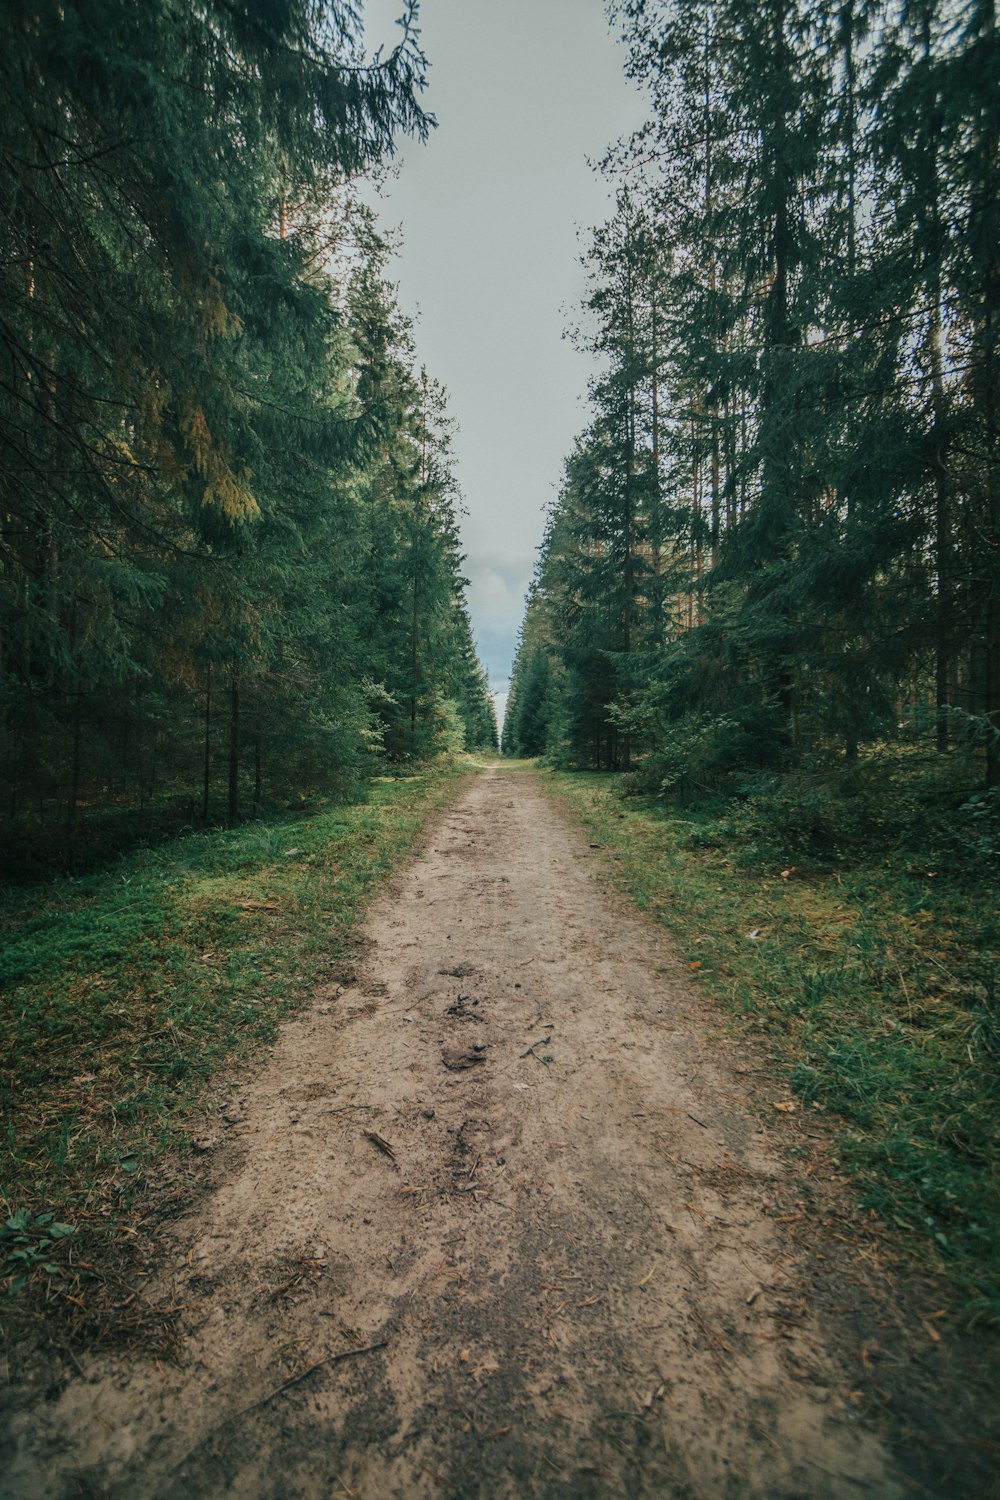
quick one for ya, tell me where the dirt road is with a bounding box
[4,766,915,1497]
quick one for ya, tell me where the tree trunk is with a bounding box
[974,0,999,784]
[987,594,1000,788]
[704,21,722,571]
[410,576,419,750]
[67,686,82,849]
[228,669,240,826]
[914,4,954,755]
[650,297,663,648]
[202,666,212,822]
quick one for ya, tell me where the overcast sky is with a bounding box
[361,0,646,713]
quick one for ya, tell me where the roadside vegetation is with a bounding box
[501,0,1000,1332]
[0,761,471,1334]
[540,755,1000,1326]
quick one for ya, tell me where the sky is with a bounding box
[360,0,647,719]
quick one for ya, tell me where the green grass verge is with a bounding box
[1,762,469,1306]
[538,766,1000,1326]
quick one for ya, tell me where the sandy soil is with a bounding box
[0,765,975,1497]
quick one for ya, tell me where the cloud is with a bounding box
[465,562,525,618]
[465,561,532,682]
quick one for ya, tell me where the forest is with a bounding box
[0,0,497,878]
[504,0,999,816]
[2,5,1000,1491]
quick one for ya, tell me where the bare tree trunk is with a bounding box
[228,669,240,826]
[977,1,999,784]
[622,255,637,772]
[67,685,82,850]
[202,666,212,822]
[987,595,1000,788]
[703,22,722,573]
[650,298,663,648]
[913,3,954,756]
[410,577,419,751]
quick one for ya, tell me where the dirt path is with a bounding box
[3,766,920,1497]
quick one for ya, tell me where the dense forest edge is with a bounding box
[0,0,498,883]
[503,0,998,1322]
[0,758,477,1338]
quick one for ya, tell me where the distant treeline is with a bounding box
[1,1,497,870]
[504,0,998,796]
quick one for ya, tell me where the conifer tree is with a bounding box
[1,1,496,860]
[518,0,999,788]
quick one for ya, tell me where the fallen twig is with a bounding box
[363,1129,397,1161]
[419,1462,450,1486]
[174,1342,388,1467]
[687,1112,708,1129]
[255,1342,388,1405]
[520,1037,552,1059]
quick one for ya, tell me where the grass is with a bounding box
[1,760,471,1321]
[537,760,1000,1325]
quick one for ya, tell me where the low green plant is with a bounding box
[2,1210,75,1292]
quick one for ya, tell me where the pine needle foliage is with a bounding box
[0,1,495,869]
[505,0,1000,794]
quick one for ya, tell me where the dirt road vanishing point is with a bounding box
[1,765,960,1497]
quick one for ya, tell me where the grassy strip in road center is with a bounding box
[1,762,470,1327]
[538,766,1000,1327]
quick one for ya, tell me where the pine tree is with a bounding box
[1,1,496,862]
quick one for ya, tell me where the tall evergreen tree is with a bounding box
[0,1,495,862]
[516,0,999,790]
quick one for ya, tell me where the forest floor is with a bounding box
[2,763,998,1498]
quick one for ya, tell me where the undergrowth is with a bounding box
[542,756,1000,1326]
[0,761,469,1324]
